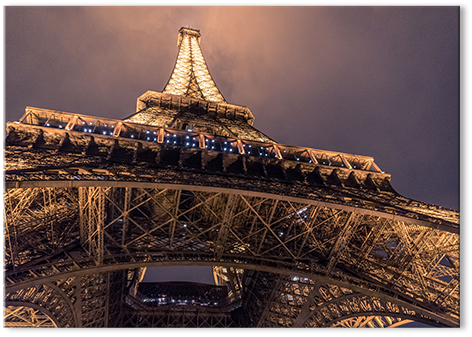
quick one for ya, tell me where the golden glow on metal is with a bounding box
[4,306,57,328]
[163,28,226,103]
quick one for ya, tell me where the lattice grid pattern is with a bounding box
[163,28,226,103]
[4,185,459,327]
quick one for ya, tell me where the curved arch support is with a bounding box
[5,260,458,327]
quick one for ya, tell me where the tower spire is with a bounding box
[162,27,227,103]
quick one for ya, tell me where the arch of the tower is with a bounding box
[4,261,456,328]
[4,180,459,327]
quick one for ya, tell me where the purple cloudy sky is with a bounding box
[5,6,459,210]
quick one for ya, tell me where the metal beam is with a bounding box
[4,180,458,233]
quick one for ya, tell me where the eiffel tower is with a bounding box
[4,27,459,328]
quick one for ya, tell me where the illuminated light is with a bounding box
[279,232,284,236]
[112,125,115,128]
[154,138,157,141]
[103,131,107,135]
[173,134,177,137]
[105,124,107,127]
[46,123,50,126]
[83,122,86,125]
[183,224,187,227]
[224,142,227,144]
[243,144,246,147]
[174,141,176,144]
[224,148,227,151]
[205,139,208,142]
[167,133,170,136]
[58,125,62,128]
[249,145,251,148]
[167,140,170,143]
[186,136,189,139]
[212,146,215,149]
[309,160,312,163]
[230,149,232,152]
[297,207,307,214]
[187,129,192,132]
[146,131,150,134]
[192,144,195,147]
[90,122,93,125]
[192,137,195,140]
[131,135,134,138]
[296,158,299,161]
[248,151,251,154]
[212,139,215,142]
[110,132,113,135]
[154,131,157,134]
[292,276,299,281]
[147,137,150,140]
[186,143,189,146]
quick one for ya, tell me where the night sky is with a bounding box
[5,6,459,211]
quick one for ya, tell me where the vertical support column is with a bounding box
[96,188,105,265]
[80,187,106,265]
[78,187,87,244]
[104,271,110,327]
[169,190,181,249]
[87,188,95,259]
[122,188,131,248]
[215,194,238,260]
[4,190,20,268]
[73,276,83,327]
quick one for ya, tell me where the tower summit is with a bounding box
[163,27,226,103]
[125,27,271,142]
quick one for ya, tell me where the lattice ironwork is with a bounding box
[4,305,58,328]
[4,27,459,328]
[4,184,459,327]
[162,27,226,103]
